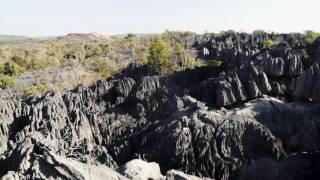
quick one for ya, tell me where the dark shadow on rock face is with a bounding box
[9,116,30,140]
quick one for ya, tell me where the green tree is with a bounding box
[171,43,196,70]
[147,38,172,72]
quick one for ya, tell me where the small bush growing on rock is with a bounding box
[0,75,16,89]
[264,39,279,48]
[207,60,224,67]
[21,84,48,97]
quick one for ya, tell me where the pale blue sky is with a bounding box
[1,0,320,36]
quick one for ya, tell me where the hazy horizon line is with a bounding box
[0,29,316,38]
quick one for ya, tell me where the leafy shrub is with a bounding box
[25,57,48,70]
[137,51,149,64]
[11,56,26,67]
[0,64,4,74]
[100,44,111,55]
[3,62,25,76]
[46,56,60,67]
[305,31,320,44]
[0,75,16,89]
[207,60,224,67]
[147,38,172,72]
[64,43,85,60]
[193,59,207,67]
[21,84,48,97]
[172,44,196,71]
[88,59,119,79]
[47,42,65,59]
[264,39,279,48]
[84,44,106,58]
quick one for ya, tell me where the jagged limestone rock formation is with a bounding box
[1,62,320,179]
[1,32,320,180]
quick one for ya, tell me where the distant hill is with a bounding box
[0,35,31,42]
[0,35,56,43]
[57,32,110,41]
